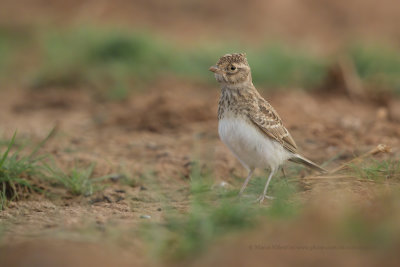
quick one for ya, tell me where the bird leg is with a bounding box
[257,168,277,203]
[239,169,254,196]
[281,167,287,178]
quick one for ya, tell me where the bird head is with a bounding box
[209,53,252,85]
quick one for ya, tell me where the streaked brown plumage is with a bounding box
[210,53,326,203]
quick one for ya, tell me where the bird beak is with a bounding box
[209,65,222,74]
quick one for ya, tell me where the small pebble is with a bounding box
[140,215,151,219]
[340,116,361,130]
[146,142,159,150]
[376,107,388,120]
[219,181,228,187]
[109,174,126,182]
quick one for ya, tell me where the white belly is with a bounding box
[218,117,292,171]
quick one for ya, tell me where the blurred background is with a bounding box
[0,1,400,266]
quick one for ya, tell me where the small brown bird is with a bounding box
[209,53,326,203]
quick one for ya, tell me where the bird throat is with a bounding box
[217,84,257,120]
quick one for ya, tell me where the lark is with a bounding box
[209,53,326,203]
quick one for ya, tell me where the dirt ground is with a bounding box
[1,78,399,266]
[1,0,400,266]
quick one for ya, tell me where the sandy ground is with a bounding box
[1,0,400,265]
[0,78,399,265]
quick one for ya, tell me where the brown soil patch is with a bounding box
[1,1,400,264]
[0,78,399,265]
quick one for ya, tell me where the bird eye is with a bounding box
[230,66,236,71]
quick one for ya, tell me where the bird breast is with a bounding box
[218,116,292,170]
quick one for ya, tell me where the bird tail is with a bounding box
[289,154,327,173]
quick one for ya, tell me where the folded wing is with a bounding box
[247,98,298,154]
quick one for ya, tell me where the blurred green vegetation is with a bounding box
[140,162,400,262]
[142,163,300,260]
[28,29,327,93]
[337,186,400,251]
[339,208,399,249]
[140,158,400,262]
[350,45,400,94]
[350,159,400,182]
[43,162,111,197]
[1,27,399,99]
[0,131,114,209]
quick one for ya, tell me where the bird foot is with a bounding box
[256,194,275,203]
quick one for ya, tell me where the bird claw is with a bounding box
[256,195,275,203]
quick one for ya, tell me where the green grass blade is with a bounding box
[0,131,17,168]
[28,127,57,160]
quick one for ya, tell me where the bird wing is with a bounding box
[247,98,298,154]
